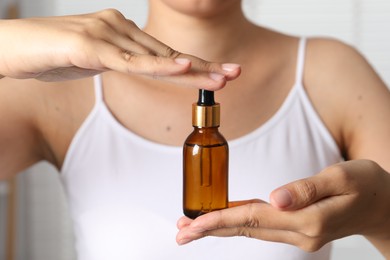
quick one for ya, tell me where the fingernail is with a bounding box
[273,189,292,208]
[209,73,225,81]
[222,63,240,72]
[174,58,191,65]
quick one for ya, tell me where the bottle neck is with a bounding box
[193,126,220,132]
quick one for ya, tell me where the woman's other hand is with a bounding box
[176,160,390,257]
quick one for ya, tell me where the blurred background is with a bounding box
[0,0,389,259]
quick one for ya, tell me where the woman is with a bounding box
[0,0,389,259]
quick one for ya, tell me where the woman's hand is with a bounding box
[0,9,240,89]
[176,160,390,257]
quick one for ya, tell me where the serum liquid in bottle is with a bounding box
[183,89,228,219]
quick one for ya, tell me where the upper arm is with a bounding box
[0,78,47,179]
[344,62,390,171]
[305,38,390,172]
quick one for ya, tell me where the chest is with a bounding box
[101,62,295,146]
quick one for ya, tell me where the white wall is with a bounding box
[18,0,54,17]
[17,0,147,28]
[15,163,76,260]
[11,1,390,260]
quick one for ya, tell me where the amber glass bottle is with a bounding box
[183,90,228,219]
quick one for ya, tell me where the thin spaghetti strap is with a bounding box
[93,74,104,104]
[295,37,307,86]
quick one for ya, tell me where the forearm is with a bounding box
[366,235,390,259]
[367,198,390,258]
[365,169,390,259]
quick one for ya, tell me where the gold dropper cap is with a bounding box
[192,103,220,127]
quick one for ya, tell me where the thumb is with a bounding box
[269,172,336,210]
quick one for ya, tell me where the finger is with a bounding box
[78,13,153,56]
[106,30,240,85]
[155,71,227,90]
[94,42,229,89]
[94,42,192,76]
[125,22,181,58]
[181,202,298,235]
[229,199,264,208]
[269,165,345,210]
[177,216,193,229]
[176,199,264,230]
[177,54,241,81]
[177,199,263,230]
[220,63,242,80]
[125,25,241,80]
[107,34,154,56]
[177,224,321,252]
[177,226,287,245]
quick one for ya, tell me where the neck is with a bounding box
[144,0,256,62]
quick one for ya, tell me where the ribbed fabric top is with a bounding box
[61,38,342,260]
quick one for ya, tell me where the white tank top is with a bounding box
[61,38,342,260]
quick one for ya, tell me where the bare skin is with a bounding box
[0,9,241,176]
[0,0,389,257]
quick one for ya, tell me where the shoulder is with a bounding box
[303,37,390,159]
[304,36,388,113]
[0,77,95,171]
[305,37,377,82]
